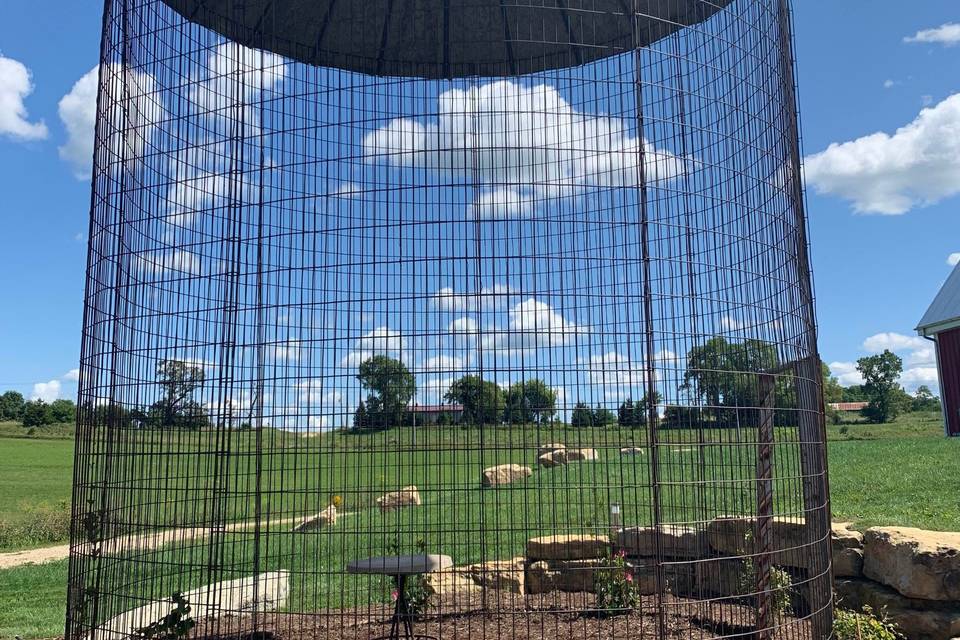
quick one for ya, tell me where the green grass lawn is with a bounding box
[0,412,957,638]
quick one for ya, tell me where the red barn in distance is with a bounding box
[916,265,960,437]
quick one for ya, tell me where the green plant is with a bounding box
[134,592,195,640]
[738,531,793,617]
[386,536,432,618]
[594,549,641,615]
[833,605,902,640]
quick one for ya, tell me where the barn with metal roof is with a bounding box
[916,264,960,436]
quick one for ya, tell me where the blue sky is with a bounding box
[0,1,958,408]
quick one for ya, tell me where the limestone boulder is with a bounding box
[537,451,565,468]
[863,527,960,601]
[376,486,422,512]
[564,448,598,462]
[620,447,645,456]
[617,525,706,559]
[423,566,478,596]
[836,578,960,640]
[832,522,864,578]
[537,443,566,457]
[527,534,610,561]
[481,464,532,487]
[707,516,814,569]
[468,557,525,594]
[693,558,749,598]
[293,505,337,531]
[527,558,656,595]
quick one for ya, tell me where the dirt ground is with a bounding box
[191,591,813,640]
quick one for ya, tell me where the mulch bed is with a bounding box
[192,591,812,639]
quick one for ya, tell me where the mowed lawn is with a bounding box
[0,412,957,638]
[0,437,74,522]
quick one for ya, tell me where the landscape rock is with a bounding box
[707,516,813,569]
[537,451,566,468]
[863,527,960,601]
[293,505,337,531]
[527,534,610,561]
[468,557,525,594]
[376,486,422,512]
[693,558,749,598]
[423,566,478,596]
[481,464,532,487]
[564,448,598,462]
[526,558,656,595]
[537,443,566,457]
[617,525,706,559]
[98,571,289,640]
[836,578,960,640]
[620,447,645,456]
[832,522,864,577]
[834,547,865,578]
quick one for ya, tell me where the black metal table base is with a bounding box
[373,575,437,640]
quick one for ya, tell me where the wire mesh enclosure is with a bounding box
[68,1,832,639]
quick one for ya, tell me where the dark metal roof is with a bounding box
[160,0,733,78]
[917,264,960,335]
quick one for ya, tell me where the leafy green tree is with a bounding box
[353,400,369,429]
[570,402,594,427]
[150,359,207,429]
[444,375,504,424]
[617,398,640,427]
[48,399,76,424]
[357,355,416,429]
[856,350,904,424]
[22,399,50,428]
[592,405,616,426]
[841,385,869,403]
[503,379,556,424]
[0,391,25,421]
[912,385,942,413]
[821,363,844,404]
[682,337,782,426]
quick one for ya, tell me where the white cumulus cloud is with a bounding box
[804,93,960,214]
[63,368,80,381]
[480,298,586,356]
[363,80,684,215]
[341,326,406,368]
[862,332,927,353]
[948,253,960,267]
[31,379,62,402]
[827,361,863,387]
[0,55,48,141]
[59,64,162,179]
[904,23,960,46]
[432,284,515,312]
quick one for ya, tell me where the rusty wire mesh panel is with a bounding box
[68,1,831,639]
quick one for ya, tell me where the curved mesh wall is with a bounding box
[68,1,832,639]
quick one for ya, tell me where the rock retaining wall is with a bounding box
[425,520,960,640]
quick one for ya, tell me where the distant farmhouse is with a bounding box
[827,402,869,412]
[408,404,464,425]
[916,265,960,437]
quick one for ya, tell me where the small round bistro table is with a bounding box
[347,554,454,640]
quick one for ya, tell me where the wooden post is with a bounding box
[755,373,776,638]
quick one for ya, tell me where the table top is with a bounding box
[347,554,454,576]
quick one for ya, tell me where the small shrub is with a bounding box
[594,549,642,615]
[134,592,195,640]
[738,531,793,617]
[386,536,432,618]
[833,605,902,640]
[839,425,849,436]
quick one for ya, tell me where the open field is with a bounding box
[0,411,956,638]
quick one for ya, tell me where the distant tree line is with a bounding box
[0,391,76,427]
